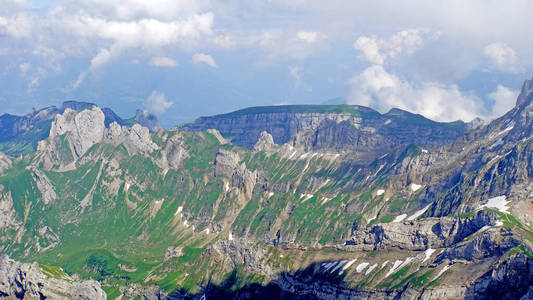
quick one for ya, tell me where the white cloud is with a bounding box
[149,56,178,67]
[192,52,217,67]
[289,66,311,91]
[143,91,174,115]
[487,84,518,117]
[19,62,30,73]
[0,15,31,38]
[347,65,484,122]
[484,42,522,73]
[297,31,318,43]
[354,29,431,65]
[73,0,210,21]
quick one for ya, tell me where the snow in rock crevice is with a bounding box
[422,248,436,263]
[365,263,378,275]
[393,214,407,223]
[432,264,451,281]
[407,203,432,221]
[376,189,385,196]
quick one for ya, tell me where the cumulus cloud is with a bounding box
[347,65,484,122]
[289,66,311,91]
[354,29,432,65]
[487,84,519,117]
[0,15,31,38]
[484,42,523,73]
[143,91,174,115]
[297,31,318,43]
[192,53,217,67]
[149,56,178,67]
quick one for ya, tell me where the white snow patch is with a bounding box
[386,257,415,278]
[495,220,504,227]
[379,153,388,159]
[300,194,314,202]
[330,260,346,273]
[385,260,403,277]
[421,149,429,154]
[376,189,385,196]
[496,122,514,136]
[365,263,378,275]
[356,262,369,273]
[367,216,376,223]
[175,206,183,216]
[268,192,275,198]
[489,138,504,150]
[321,197,331,204]
[488,155,501,164]
[374,164,385,177]
[300,153,311,159]
[125,182,130,191]
[224,182,229,192]
[183,220,189,227]
[410,184,422,191]
[432,264,451,281]
[204,228,210,234]
[342,258,358,270]
[228,232,233,241]
[279,254,284,258]
[423,248,436,263]
[393,214,407,223]
[381,261,389,269]
[155,198,164,205]
[478,196,510,214]
[384,119,392,125]
[323,262,336,271]
[408,203,432,221]
[288,150,298,159]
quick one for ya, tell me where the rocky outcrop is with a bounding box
[0,254,106,299]
[105,122,158,154]
[0,153,11,174]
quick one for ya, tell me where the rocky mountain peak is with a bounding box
[253,131,276,152]
[135,109,159,130]
[49,106,106,159]
[516,76,533,107]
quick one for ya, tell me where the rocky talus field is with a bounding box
[2,79,533,299]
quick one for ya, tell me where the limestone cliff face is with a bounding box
[182,105,466,161]
[0,254,106,299]
[49,107,106,159]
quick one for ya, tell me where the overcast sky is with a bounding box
[1,0,532,127]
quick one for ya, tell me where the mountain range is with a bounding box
[1,78,533,299]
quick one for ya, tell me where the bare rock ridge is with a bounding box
[0,100,159,157]
[181,104,467,161]
[0,254,106,299]
[37,106,158,168]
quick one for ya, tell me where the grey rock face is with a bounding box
[0,153,11,174]
[49,107,106,159]
[0,254,106,299]
[182,105,466,162]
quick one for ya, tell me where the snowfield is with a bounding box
[410,183,422,191]
[478,196,510,213]
[376,189,385,196]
